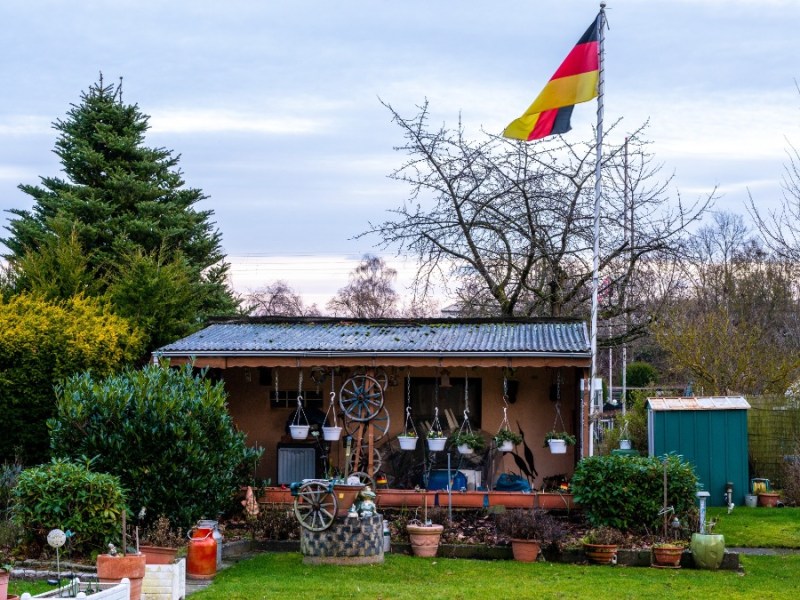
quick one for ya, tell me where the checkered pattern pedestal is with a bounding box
[300,514,384,565]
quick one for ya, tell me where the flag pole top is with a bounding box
[600,2,606,8]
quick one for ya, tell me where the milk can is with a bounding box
[198,519,224,570]
[187,523,217,578]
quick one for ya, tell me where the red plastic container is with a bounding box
[187,525,217,578]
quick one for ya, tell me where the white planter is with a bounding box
[398,435,418,450]
[322,426,342,441]
[497,440,514,453]
[25,578,130,599]
[143,558,186,600]
[744,494,758,508]
[457,443,473,455]
[619,439,632,450]
[289,424,310,440]
[548,439,567,454]
[427,437,447,452]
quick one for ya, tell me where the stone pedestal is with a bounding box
[300,514,384,565]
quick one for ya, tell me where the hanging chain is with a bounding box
[503,376,508,403]
[406,369,412,407]
[274,369,279,406]
[298,369,304,401]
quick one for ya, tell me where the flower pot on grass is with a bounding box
[651,543,684,568]
[690,533,725,570]
[744,494,758,508]
[406,523,443,558]
[758,492,780,507]
[582,526,624,565]
[510,539,541,562]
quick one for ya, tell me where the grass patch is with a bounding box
[191,552,800,600]
[708,507,800,547]
[10,579,58,596]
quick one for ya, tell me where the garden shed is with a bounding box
[647,396,750,507]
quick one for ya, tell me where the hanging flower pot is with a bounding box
[322,426,342,441]
[398,435,418,450]
[619,439,632,450]
[544,431,576,455]
[548,439,567,454]
[457,444,473,455]
[498,440,515,453]
[449,430,485,455]
[290,424,310,440]
[427,435,447,452]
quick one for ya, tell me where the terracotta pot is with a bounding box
[96,553,146,600]
[652,545,683,568]
[1,569,9,600]
[406,523,443,558]
[488,492,534,509]
[510,539,541,562]
[376,489,436,508]
[332,483,364,517]
[583,543,618,565]
[758,492,780,507]
[139,545,178,565]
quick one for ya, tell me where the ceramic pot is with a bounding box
[583,543,617,565]
[398,436,418,450]
[758,492,780,507]
[510,539,541,562]
[407,523,443,558]
[690,533,725,570]
[96,553,146,600]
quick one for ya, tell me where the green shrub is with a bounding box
[12,458,126,555]
[49,363,261,530]
[625,362,658,388]
[0,294,143,464]
[570,453,698,533]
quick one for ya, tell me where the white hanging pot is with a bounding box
[290,425,310,440]
[322,426,342,441]
[398,435,418,451]
[619,439,632,450]
[457,444,473,455]
[548,439,567,454]
[498,440,514,453]
[427,437,447,452]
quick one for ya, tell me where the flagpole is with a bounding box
[588,3,606,457]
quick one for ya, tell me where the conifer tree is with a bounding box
[2,76,237,349]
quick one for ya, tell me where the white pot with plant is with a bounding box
[544,431,576,454]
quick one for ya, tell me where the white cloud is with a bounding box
[149,109,329,135]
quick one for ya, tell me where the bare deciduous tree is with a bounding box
[245,280,320,316]
[327,255,398,318]
[364,100,712,342]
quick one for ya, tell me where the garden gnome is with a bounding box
[358,486,377,518]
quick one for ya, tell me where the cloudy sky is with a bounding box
[1,0,799,307]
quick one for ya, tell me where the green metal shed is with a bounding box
[647,396,750,507]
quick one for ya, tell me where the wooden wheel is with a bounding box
[339,375,385,421]
[344,407,391,442]
[352,367,389,390]
[293,481,337,531]
[349,471,376,490]
[349,444,383,474]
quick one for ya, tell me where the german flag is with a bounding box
[503,16,600,141]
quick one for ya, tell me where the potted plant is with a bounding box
[757,490,781,507]
[405,519,444,558]
[427,429,447,452]
[449,431,486,455]
[139,515,184,564]
[96,516,147,600]
[690,518,725,570]
[496,509,566,562]
[494,429,523,453]
[582,526,624,565]
[1,561,11,600]
[651,540,687,568]
[398,430,418,451]
[544,431,577,454]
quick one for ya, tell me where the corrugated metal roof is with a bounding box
[155,319,590,357]
[647,396,751,411]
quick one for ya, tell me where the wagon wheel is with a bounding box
[339,375,385,421]
[293,481,337,531]
[349,471,376,490]
[352,367,389,390]
[349,444,383,474]
[344,406,391,442]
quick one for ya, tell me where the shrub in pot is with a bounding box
[448,431,485,455]
[494,429,523,452]
[495,509,566,562]
[582,526,625,565]
[543,431,576,454]
[139,515,184,564]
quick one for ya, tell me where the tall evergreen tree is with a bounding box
[2,76,238,348]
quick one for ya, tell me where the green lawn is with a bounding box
[708,506,800,547]
[191,552,800,600]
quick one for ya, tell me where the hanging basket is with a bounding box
[398,435,418,451]
[290,424,310,440]
[428,437,447,452]
[498,440,515,453]
[548,439,567,454]
[457,443,473,455]
[322,426,342,441]
[619,439,632,450]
